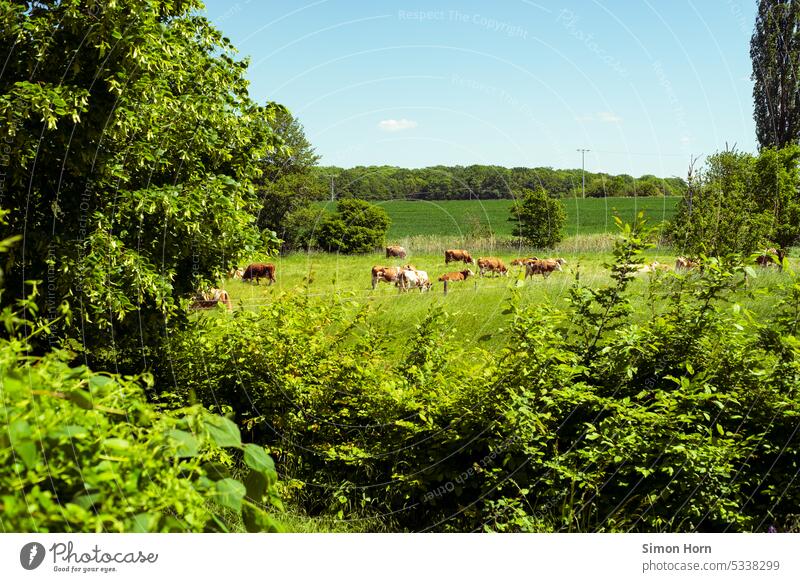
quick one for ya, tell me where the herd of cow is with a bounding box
[189,246,787,310]
[371,246,567,293]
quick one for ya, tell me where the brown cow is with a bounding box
[477,257,508,277]
[242,262,276,285]
[386,245,407,258]
[756,248,786,270]
[511,257,539,267]
[190,288,232,310]
[445,249,475,264]
[524,258,566,279]
[675,256,699,271]
[438,269,474,282]
[372,264,415,289]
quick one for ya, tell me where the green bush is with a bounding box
[163,219,800,532]
[510,187,566,248]
[318,199,390,254]
[0,290,282,533]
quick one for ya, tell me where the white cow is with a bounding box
[397,268,432,292]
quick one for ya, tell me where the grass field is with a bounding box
[221,248,793,360]
[319,196,681,239]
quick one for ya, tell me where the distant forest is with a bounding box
[308,165,688,201]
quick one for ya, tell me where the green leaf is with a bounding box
[14,441,39,469]
[65,389,93,410]
[242,503,281,533]
[242,444,274,473]
[166,429,199,458]
[129,512,160,533]
[205,416,241,448]
[102,438,130,451]
[212,478,246,512]
[202,462,231,481]
[243,469,267,501]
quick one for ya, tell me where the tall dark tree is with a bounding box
[751,0,800,148]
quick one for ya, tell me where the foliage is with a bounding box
[0,232,282,533]
[751,0,800,148]
[255,110,323,244]
[509,188,567,248]
[752,146,800,250]
[669,150,774,256]
[318,199,390,254]
[309,165,686,201]
[0,0,282,368]
[281,205,329,252]
[164,217,800,532]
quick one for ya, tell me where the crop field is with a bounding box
[318,196,681,239]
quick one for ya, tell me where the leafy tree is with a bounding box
[318,199,390,254]
[669,148,797,255]
[752,146,800,250]
[282,205,328,251]
[255,110,323,246]
[0,0,282,368]
[751,0,800,148]
[510,188,566,248]
[259,109,320,182]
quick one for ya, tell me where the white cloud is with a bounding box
[597,111,622,123]
[378,118,418,132]
[574,111,622,123]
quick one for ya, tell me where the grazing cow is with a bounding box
[190,288,232,310]
[439,269,473,295]
[438,269,474,282]
[372,264,415,289]
[524,258,566,279]
[227,267,245,279]
[511,257,539,267]
[756,248,786,270]
[477,257,508,277]
[386,245,407,258]
[242,262,276,285]
[675,256,699,271]
[445,249,475,264]
[397,268,432,292]
[622,261,668,274]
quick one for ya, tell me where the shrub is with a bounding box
[510,187,566,248]
[318,199,391,253]
[163,219,800,532]
[0,246,283,532]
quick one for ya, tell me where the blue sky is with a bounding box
[202,0,757,178]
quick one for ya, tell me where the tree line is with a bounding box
[305,164,687,201]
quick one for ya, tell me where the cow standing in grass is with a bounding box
[386,245,407,258]
[445,249,474,264]
[524,258,566,279]
[675,257,699,272]
[243,263,276,285]
[397,267,432,292]
[372,264,415,289]
[439,269,474,295]
[755,248,786,270]
[477,257,508,277]
[190,288,232,310]
[511,257,538,267]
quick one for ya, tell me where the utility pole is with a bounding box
[329,175,335,203]
[577,148,590,198]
